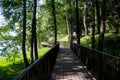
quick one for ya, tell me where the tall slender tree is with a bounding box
[30,0,38,62]
[66,0,72,47]
[30,28,34,63]
[83,2,88,36]
[95,0,101,34]
[33,0,38,60]
[66,0,71,37]
[52,0,57,45]
[92,0,95,49]
[98,0,107,51]
[22,0,29,68]
[30,3,34,63]
[98,0,107,80]
[75,0,80,44]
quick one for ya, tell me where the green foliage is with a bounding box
[37,0,68,43]
[81,33,120,57]
[0,56,24,80]
[0,47,50,80]
[103,33,120,56]
[81,35,98,48]
[0,0,120,79]
[81,35,92,47]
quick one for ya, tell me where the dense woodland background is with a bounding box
[0,0,120,80]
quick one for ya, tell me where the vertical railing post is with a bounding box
[98,53,103,80]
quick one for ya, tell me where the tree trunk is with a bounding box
[66,15,70,36]
[30,0,38,62]
[75,0,80,44]
[98,0,107,80]
[33,0,38,60]
[52,0,57,45]
[83,3,88,36]
[92,0,95,49]
[30,34,34,63]
[22,0,29,68]
[98,0,106,51]
[66,15,71,43]
[70,19,73,48]
[66,1,71,40]
[95,0,101,34]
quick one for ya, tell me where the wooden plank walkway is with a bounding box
[50,48,93,80]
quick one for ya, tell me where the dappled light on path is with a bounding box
[50,48,93,80]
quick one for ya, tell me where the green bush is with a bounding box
[80,33,120,57]
[0,47,50,80]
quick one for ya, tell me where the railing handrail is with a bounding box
[13,43,60,80]
[13,59,39,80]
[75,43,120,60]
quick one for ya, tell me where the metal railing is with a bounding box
[13,43,59,80]
[71,43,120,80]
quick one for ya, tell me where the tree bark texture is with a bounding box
[83,3,88,36]
[95,0,101,34]
[30,31,34,63]
[98,0,106,51]
[22,0,29,68]
[30,0,38,62]
[33,0,38,60]
[98,0,107,80]
[52,0,57,45]
[75,0,80,44]
[92,0,95,49]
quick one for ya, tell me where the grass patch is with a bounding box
[0,47,50,80]
[38,47,50,57]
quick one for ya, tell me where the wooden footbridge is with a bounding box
[13,42,120,80]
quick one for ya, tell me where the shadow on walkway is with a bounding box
[50,48,93,80]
